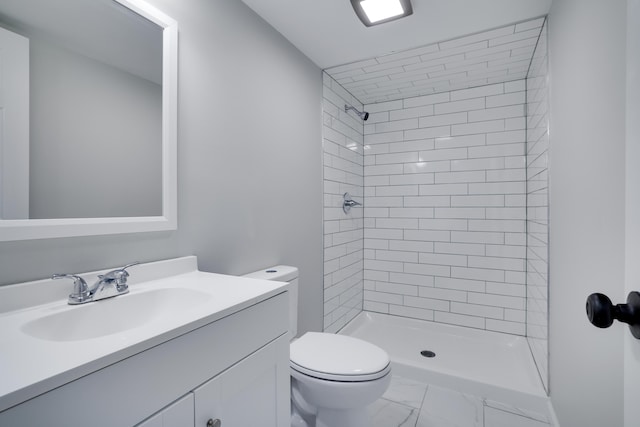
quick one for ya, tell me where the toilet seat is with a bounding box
[290,332,391,382]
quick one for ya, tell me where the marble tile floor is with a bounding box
[369,375,554,427]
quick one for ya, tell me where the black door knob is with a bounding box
[586,291,640,339]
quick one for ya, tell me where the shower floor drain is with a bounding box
[420,350,436,358]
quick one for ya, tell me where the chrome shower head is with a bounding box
[345,105,370,121]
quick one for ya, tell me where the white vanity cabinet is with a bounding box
[138,333,290,427]
[0,292,290,427]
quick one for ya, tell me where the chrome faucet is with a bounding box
[51,274,91,304]
[52,262,139,305]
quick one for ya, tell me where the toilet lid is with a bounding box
[290,332,390,381]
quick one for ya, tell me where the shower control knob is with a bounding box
[586,291,640,339]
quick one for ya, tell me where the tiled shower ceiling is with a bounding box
[325,17,545,105]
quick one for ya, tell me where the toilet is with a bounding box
[243,266,391,427]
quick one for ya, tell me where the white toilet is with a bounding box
[244,266,391,427]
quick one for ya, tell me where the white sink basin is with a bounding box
[21,288,212,342]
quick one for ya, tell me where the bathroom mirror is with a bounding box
[0,0,177,241]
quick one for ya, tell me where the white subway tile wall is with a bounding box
[325,18,545,105]
[362,79,528,335]
[525,19,549,392]
[322,72,365,333]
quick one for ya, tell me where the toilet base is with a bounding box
[290,369,391,427]
[291,380,316,427]
[290,412,309,427]
[315,408,370,427]
[290,400,372,427]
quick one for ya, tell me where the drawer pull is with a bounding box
[207,419,221,427]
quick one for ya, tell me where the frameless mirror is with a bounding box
[0,0,177,241]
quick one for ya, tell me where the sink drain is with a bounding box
[420,350,436,358]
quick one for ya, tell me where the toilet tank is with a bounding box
[243,265,298,338]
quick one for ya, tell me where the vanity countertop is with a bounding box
[0,256,288,413]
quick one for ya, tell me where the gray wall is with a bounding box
[548,0,625,425]
[0,0,324,335]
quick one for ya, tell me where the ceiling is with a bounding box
[325,17,545,104]
[240,0,552,70]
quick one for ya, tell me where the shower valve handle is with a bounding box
[342,193,362,214]
[586,291,640,339]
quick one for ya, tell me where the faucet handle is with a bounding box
[120,262,141,272]
[52,274,90,304]
[100,262,140,290]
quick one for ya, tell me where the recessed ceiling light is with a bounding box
[361,0,403,22]
[350,0,413,27]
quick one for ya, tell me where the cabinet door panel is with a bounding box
[137,394,194,427]
[194,334,290,427]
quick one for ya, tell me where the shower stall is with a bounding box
[321,15,550,397]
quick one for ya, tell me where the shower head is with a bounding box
[345,105,370,121]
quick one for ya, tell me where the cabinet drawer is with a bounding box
[0,292,288,427]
